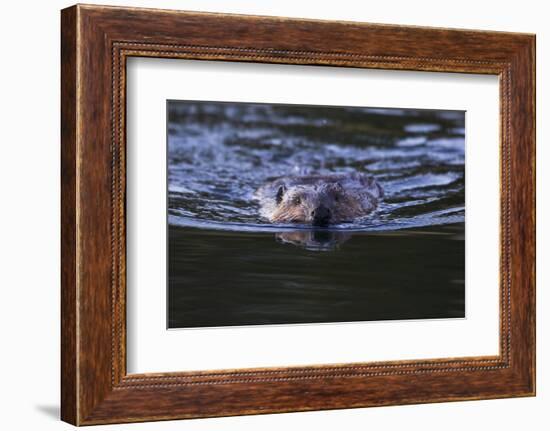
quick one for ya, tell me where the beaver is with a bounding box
[254,172,383,226]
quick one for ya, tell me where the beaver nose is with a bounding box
[311,206,331,226]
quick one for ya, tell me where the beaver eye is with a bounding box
[276,185,286,204]
[292,196,302,205]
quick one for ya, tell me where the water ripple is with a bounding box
[168,101,465,233]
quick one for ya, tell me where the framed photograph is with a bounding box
[61,4,535,425]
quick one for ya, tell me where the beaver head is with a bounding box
[269,182,361,226]
[255,173,382,226]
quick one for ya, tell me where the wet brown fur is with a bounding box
[255,173,383,225]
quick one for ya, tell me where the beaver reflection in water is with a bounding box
[254,172,383,226]
[276,230,352,251]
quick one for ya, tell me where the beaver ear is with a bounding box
[276,185,286,204]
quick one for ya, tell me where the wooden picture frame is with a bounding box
[61,4,535,425]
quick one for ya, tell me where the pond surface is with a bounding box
[167,101,465,328]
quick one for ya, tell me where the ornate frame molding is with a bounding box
[61,5,535,425]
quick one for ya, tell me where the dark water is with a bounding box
[167,101,465,328]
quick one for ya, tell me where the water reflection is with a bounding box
[168,224,465,328]
[275,229,352,251]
